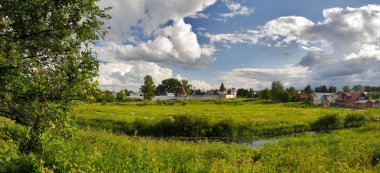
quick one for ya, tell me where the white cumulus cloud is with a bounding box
[212,5,380,89]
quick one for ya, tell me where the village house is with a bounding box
[352,100,380,109]
[335,92,368,108]
[313,93,337,107]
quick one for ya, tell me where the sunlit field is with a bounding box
[75,99,361,123]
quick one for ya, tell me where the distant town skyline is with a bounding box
[95,0,380,91]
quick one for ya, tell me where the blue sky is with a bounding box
[96,0,380,91]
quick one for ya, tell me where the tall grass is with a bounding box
[1,116,380,172]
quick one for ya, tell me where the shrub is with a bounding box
[373,147,380,166]
[344,113,370,128]
[211,119,236,138]
[311,114,344,131]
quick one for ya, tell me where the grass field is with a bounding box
[2,99,380,172]
[75,99,362,123]
[2,121,380,172]
[74,99,379,138]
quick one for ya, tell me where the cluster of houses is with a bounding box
[125,82,379,109]
[128,82,237,100]
[301,92,380,108]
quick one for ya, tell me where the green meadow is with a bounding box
[74,99,378,139]
[75,99,351,123]
[2,99,380,172]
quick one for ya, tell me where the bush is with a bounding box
[373,147,380,166]
[311,114,344,131]
[211,119,236,138]
[344,113,370,128]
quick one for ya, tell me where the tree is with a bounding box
[304,85,314,105]
[0,0,110,153]
[259,88,271,100]
[180,79,192,96]
[328,86,337,93]
[286,87,300,102]
[156,78,181,95]
[141,75,156,100]
[116,91,125,102]
[342,85,351,92]
[352,85,364,92]
[271,81,286,102]
[237,88,249,98]
[194,89,204,95]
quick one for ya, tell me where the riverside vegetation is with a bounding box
[1,99,380,172]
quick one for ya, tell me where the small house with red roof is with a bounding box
[335,92,368,108]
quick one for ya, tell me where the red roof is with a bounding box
[299,92,308,99]
[335,92,367,102]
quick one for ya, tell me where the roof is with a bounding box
[299,92,308,99]
[314,93,336,100]
[336,92,368,102]
[354,100,379,104]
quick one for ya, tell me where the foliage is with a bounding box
[328,86,337,93]
[0,0,110,153]
[352,85,364,92]
[237,88,255,98]
[270,81,285,102]
[141,75,156,100]
[180,79,192,96]
[342,85,351,92]
[93,89,116,103]
[303,85,314,105]
[256,123,380,172]
[155,78,181,95]
[258,88,271,100]
[314,85,328,93]
[366,92,380,100]
[311,113,344,131]
[286,87,300,102]
[344,113,370,128]
[115,91,125,102]
[3,123,380,172]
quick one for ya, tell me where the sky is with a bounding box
[95,0,380,91]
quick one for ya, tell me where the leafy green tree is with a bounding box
[124,89,132,96]
[141,75,156,100]
[315,85,328,93]
[259,88,271,100]
[194,89,204,95]
[286,87,300,102]
[0,0,110,153]
[116,91,125,102]
[304,85,314,105]
[156,78,181,95]
[271,81,286,102]
[237,88,249,98]
[342,85,351,92]
[328,86,337,93]
[181,79,192,96]
[352,85,364,92]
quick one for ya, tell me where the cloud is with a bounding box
[188,13,209,19]
[98,61,173,91]
[98,0,217,38]
[95,19,216,68]
[218,0,254,19]
[213,5,380,88]
[219,65,311,89]
[189,80,213,90]
[207,30,262,44]
[95,0,217,70]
